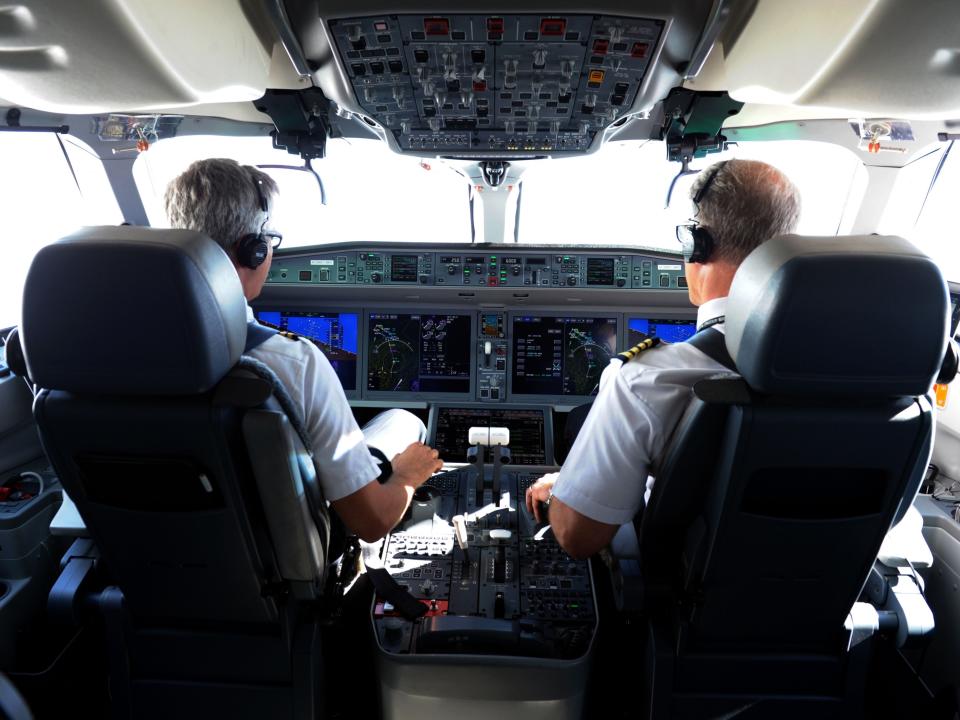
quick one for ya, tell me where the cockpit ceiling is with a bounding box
[0,1,958,140]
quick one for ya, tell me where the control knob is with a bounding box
[616,278,626,287]
[567,276,577,286]
[448,265,456,275]
[384,617,405,643]
[371,272,382,284]
[420,579,435,596]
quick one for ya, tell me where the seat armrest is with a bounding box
[877,505,933,569]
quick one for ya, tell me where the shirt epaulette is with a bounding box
[615,336,661,364]
[277,330,300,342]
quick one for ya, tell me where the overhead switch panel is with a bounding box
[328,14,663,155]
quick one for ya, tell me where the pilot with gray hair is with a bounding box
[165,158,442,543]
[525,159,802,558]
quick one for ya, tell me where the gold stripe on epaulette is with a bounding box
[616,337,661,362]
[278,330,300,342]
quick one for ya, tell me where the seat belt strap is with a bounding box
[686,327,737,372]
[244,322,278,352]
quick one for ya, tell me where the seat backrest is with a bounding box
[640,234,948,655]
[20,226,329,625]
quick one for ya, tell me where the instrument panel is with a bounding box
[254,306,695,404]
[257,245,697,404]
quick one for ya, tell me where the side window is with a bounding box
[1,133,122,328]
[905,143,960,281]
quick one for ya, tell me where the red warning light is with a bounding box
[487,17,504,33]
[473,80,487,92]
[540,18,566,36]
[631,42,650,58]
[593,39,609,55]
[424,17,450,36]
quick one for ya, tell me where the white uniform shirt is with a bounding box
[551,297,732,525]
[245,306,380,501]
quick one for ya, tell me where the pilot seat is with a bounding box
[630,234,950,719]
[17,227,336,720]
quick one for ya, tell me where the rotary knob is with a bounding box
[371,272,382,284]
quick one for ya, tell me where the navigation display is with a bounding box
[432,406,549,465]
[256,311,359,391]
[367,313,472,393]
[627,317,696,345]
[512,315,618,397]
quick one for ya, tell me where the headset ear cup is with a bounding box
[236,233,268,269]
[938,338,960,385]
[688,226,714,264]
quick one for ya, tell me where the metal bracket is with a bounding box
[254,88,335,161]
[659,88,743,164]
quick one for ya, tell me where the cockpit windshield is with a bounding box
[134,136,473,247]
[517,139,867,248]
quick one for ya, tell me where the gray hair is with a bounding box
[164,158,278,257]
[690,158,801,264]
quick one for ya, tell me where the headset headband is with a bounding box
[694,160,728,208]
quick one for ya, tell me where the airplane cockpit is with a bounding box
[3,1,960,718]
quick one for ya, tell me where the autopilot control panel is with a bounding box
[269,248,686,289]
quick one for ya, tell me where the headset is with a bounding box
[679,160,728,264]
[235,174,271,269]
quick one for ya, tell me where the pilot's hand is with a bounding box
[525,472,559,524]
[391,442,443,488]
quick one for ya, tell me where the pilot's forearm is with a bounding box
[549,497,619,560]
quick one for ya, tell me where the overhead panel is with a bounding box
[327,14,663,155]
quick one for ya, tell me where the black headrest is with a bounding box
[21,227,247,395]
[3,328,29,380]
[726,234,948,397]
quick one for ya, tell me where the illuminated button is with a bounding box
[424,17,450,35]
[539,18,566,36]
[588,69,605,85]
[592,39,609,54]
[374,21,388,32]
[631,42,650,58]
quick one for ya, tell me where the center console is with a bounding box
[372,409,595,718]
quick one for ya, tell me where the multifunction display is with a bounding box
[432,406,549,465]
[367,313,473,393]
[512,315,618,396]
[390,254,419,283]
[627,317,697,345]
[256,311,359,391]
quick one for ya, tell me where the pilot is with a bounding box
[164,158,442,542]
[525,159,801,558]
